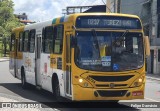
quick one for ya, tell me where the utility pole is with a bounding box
[106,0,111,13]
[106,0,121,13]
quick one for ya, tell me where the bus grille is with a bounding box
[97,90,127,97]
[89,75,134,82]
[96,84,127,87]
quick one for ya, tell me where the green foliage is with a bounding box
[0,0,23,56]
[0,0,23,38]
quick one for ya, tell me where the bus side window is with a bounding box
[28,29,36,53]
[42,28,45,52]
[43,26,54,53]
[10,33,15,52]
[18,32,23,52]
[22,31,29,52]
[53,25,64,54]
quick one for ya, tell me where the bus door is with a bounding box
[65,32,72,96]
[14,38,18,77]
[35,34,42,86]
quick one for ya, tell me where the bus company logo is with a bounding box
[25,57,31,67]
[51,58,56,64]
[110,83,115,88]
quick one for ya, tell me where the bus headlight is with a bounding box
[130,75,145,87]
[77,78,93,88]
[138,78,143,83]
[79,79,83,83]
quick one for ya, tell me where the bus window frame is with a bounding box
[10,33,16,52]
[22,30,29,52]
[43,26,54,54]
[53,24,64,54]
[28,29,36,53]
[18,32,23,52]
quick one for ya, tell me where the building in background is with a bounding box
[62,5,106,15]
[15,13,35,25]
[107,0,160,74]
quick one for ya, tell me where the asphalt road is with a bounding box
[0,61,160,111]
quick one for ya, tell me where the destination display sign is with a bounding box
[76,16,142,29]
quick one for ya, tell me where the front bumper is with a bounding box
[72,84,145,101]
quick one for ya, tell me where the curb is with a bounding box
[146,76,160,81]
[0,59,9,62]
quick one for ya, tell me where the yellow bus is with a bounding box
[9,13,150,101]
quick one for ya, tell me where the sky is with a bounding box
[12,0,106,22]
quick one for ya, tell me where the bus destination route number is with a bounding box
[87,19,132,27]
[76,16,141,29]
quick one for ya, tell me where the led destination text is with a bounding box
[76,16,142,29]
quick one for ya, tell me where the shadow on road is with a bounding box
[0,83,55,102]
[0,83,139,110]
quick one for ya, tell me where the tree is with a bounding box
[0,0,23,56]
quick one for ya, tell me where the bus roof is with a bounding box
[69,13,140,18]
[56,13,140,24]
[12,13,140,31]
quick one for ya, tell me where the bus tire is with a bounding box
[21,68,27,89]
[53,77,63,102]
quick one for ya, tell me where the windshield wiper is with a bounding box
[91,29,99,49]
[119,29,129,40]
[114,30,129,47]
[91,29,100,57]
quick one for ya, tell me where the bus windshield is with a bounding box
[75,31,144,72]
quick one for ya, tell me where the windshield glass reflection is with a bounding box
[75,31,144,72]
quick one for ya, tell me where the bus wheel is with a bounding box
[54,78,63,102]
[21,69,27,89]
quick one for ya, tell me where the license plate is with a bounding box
[132,91,143,96]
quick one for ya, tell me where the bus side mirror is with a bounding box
[70,36,77,48]
[144,36,150,57]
